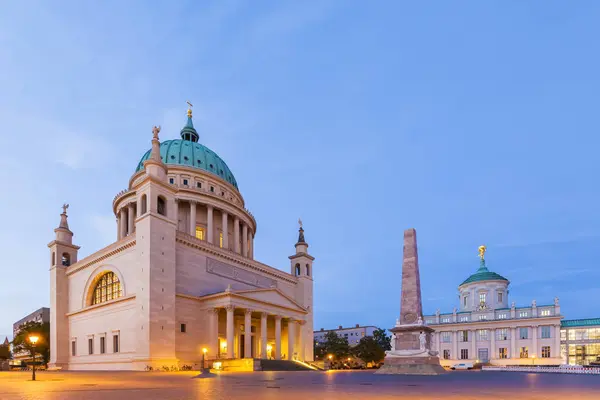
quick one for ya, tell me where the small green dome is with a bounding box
[460,260,508,286]
[135,116,239,190]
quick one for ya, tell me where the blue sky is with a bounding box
[1,1,600,340]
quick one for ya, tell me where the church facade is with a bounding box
[49,107,315,371]
[424,247,563,366]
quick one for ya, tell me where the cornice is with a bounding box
[66,294,136,317]
[66,237,136,276]
[176,232,296,284]
[289,252,315,261]
[47,240,81,250]
[428,315,563,330]
[176,292,307,315]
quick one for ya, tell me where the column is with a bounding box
[249,232,254,259]
[207,205,214,244]
[298,321,305,361]
[452,331,458,360]
[208,308,219,358]
[234,217,240,254]
[287,319,296,360]
[222,211,229,249]
[127,203,135,234]
[510,327,517,358]
[532,326,538,358]
[242,224,248,257]
[275,315,282,360]
[137,196,143,217]
[226,305,234,359]
[436,332,441,353]
[189,201,196,236]
[490,328,496,360]
[117,216,122,240]
[471,330,476,361]
[555,325,561,359]
[244,310,252,358]
[119,208,127,239]
[260,312,268,359]
[173,199,179,231]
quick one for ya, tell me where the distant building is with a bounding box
[425,247,562,366]
[561,318,600,366]
[314,325,378,346]
[12,307,50,363]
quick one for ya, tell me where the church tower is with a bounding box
[289,220,315,361]
[48,204,79,369]
[132,125,178,368]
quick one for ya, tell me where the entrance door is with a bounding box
[478,348,489,363]
[240,334,245,358]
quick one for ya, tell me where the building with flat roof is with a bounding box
[12,307,50,362]
[314,325,378,346]
[560,318,600,366]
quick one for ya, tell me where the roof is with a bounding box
[561,318,600,328]
[460,259,508,286]
[135,116,238,190]
[315,326,378,333]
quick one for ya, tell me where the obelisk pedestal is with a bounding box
[376,228,445,375]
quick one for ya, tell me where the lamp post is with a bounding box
[29,335,39,381]
[202,348,207,370]
[328,354,333,370]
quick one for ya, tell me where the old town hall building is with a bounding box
[49,107,315,370]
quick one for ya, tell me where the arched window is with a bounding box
[62,253,71,266]
[219,232,223,248]
[295,263,300,276]
[52,252,55,266]
[157,196,166,216]
[141,194,147,214]
[306,264,310,277]
[92,272,123,305]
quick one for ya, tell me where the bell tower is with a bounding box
[289,219,314,361]
[48,204,79,369]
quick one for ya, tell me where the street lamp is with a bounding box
[202,348,208,370]
[29,335,39,381]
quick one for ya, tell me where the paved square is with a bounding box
[1,370,599,399]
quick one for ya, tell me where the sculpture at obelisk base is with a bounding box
[376,228,446,375]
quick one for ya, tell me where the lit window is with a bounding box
[460,349,469,360]
[479,315,487,321]
[442,318,450,323]
[441,332,451,343]
[497,292,503,303]
[460,316,469,322]
[443,349,450,359]
[460,331,468,342]
[479,293,487,303]
[219,232,223,248]
[195,226,205,240]
[497,313,507,319]
[92,272,123,305]
[478,330,488,341]
[519,328,528,339]
[519,311,528,318]
[497,328,509,341]
[541,309,551,316]
[541,346,551,358]
[541,326,551,339]
[520,347,528,358]
[499,348,508,359]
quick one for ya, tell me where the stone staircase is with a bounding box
[259,359,316,371]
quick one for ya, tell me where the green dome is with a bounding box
[460,260,508,286]
[135,116,239,190]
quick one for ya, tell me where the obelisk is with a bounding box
[376,228,445,375]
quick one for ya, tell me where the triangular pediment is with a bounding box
[234,288,307,313]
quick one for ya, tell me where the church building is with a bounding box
[48,106,315,370]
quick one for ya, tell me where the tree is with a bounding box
[321,331,350,359]
[352,336,386,364]
[0,343,10,360]
[373,328,391,351]
[313,339,327,360]
[12,321,50,365]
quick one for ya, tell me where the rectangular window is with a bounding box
[541,309,551,316]
[361,332,365,337]
[497,292,503,303]
[442,318,450,323]
[71,340,76,356]
[499,348,508,359]
[210,186,215,192]
[443,349,450,360]
[100,337,105,354]
[441,332,451,343]
[460,331,468,342]
[541,346,551,358]
[195,226,205,240]
[541,326,551,339]
[219,232,223,248]
[182,179,188,186]
[460,349,469,360]
[519,311,528,318]
[169,178,174,184]
[479,315,487,321]
[478,330,488,341]
[463,296,468,307]
[520,347,528,358]
[561,330,567,340]
[88,338,93,355]
[460,316,469,322]
[519,328,528,339]
[479,293,487,304]
[197,182,202,188]
[497,313,507,319]
[181,323,187,333]
[497,328,509,341]
[113,335,120,353]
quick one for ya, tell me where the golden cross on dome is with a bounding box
[186,100,193,118]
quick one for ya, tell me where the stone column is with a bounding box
[242,224,248,257]
[436,332,441,353]
[298,321,305,361]
[249,232,254,259]
[510,327,517,359]
[275,315,282,360]
[452,331,458,360]
[117,216,122,240]
[209,308,219,358]
[471,330,476,361]
[119,208,127,239]
[189,201,196,236]
[490,328,496,360]
[226,305,234,359]
[260,312,268,359]
[244,310,252,358]
[287,319,296,360]
[234,217,240,254]
[207,205,214,244]
[127,203,135,234]
[532,326,538,358]
[555,325,561,359]
[221,211,229,249]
